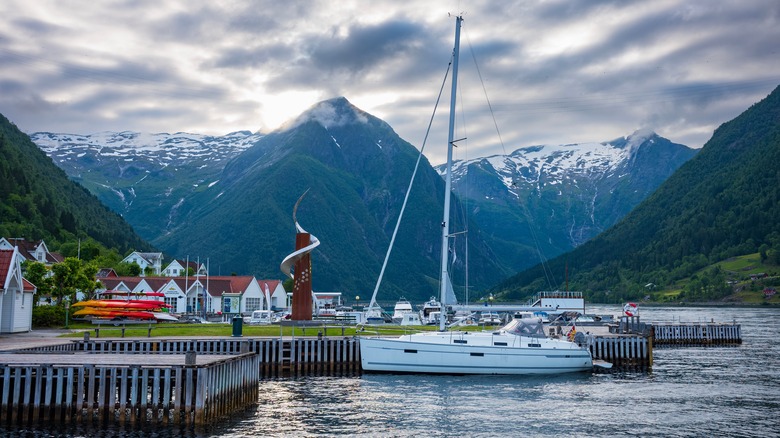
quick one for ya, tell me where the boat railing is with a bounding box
[534,291,584,300]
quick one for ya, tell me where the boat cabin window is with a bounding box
[502,318,546,338]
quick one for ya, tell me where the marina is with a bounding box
[0,305,759,435]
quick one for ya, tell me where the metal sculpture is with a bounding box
[280,190,320,320]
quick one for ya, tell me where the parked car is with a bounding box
[178,315,206,324]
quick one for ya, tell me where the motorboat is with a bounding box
[392,297,414,323]
[478,311,502,326]
[420,297,441,325]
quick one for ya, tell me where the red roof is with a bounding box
[3,238,60,264]
[22,278,36,292]
[99,277,144,291]
[99,275,260,297]
[257,279,281,292]
[0,249,14,286]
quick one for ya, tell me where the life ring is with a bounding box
[623,302,639,317]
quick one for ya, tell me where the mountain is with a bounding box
[30,130,264,240]
[0,113,152,253]
[437,131,697,272]
[151,97,510,302]
[494,84,780,302]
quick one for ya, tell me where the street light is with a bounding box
[489,294,494,306]
[65,298,70,329]
[355,296,360,308]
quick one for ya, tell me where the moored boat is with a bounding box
[419,297,441,325]
[359,15,593,375]
[361,315,592,374]
[392,297,414,323]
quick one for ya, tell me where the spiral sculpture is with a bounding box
[280,190,320,320]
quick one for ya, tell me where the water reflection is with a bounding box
[2,307,779,437]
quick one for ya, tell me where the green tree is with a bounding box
[21,260,53,306]
[760,244,770,263]
[114,261,141,277]
[50,257,101,304]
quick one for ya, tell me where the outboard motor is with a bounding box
[573,331,588,347]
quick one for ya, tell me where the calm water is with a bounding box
[3,306,779,437]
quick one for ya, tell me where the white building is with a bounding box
[122,251,163,276]
[0,248,36,333]
[162,259,206,277]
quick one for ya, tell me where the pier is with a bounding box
[652,321,742,345]
[0,350,259,427]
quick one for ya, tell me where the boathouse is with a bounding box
[0,248,36,333]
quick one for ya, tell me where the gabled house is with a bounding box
[93,273,277,320]
[122,251,163,276]
[178,276,263,321]
[97,277,184,313]
[257,280,286,311]
[96,268,118,279]
[0,248,35,333]
[162,259,206,277]
[0,237,64,266]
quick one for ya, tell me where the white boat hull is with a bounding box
[360,332,592,375]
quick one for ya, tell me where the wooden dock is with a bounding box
[10,336,363,378]
[0,351,259,427]
[652,322,742,345]
[555,324,653,370]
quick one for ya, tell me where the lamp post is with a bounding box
[355,295,360,309]
[489,294,494,306]
[65,298,70,329]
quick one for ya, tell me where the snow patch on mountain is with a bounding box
[441,130,656,190]
[280,97,369,132]
[32,130,264,165]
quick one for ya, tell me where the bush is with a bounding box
[32,305,67,328]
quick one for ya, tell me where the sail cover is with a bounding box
[442,274,458,305]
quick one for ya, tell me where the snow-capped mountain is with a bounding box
[30,101,695,293]
[30,130,264,239]
[33,130,263,170]
[436,130,697,268]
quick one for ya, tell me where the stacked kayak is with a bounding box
[72,297,178,322]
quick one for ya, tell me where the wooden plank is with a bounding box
[8,367,19,424]
[65,367,74,423]
[0,366,9,424]
[32,366,43,421]
[20,367,32,424]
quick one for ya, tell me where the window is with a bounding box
[165,297,178,311]
[245,298,263,312]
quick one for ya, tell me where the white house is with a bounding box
[179,276,263,321]
[122,251,163,276]
[0,248,36,333]
[94,274,279,320]
[97,277,185,313]
[158,279,187,314]
[257,280,286,311]
[162,259,206,277]
[0,237,63,266]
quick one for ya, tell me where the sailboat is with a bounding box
[359,15,593,375]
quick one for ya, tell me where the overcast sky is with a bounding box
[1,0,778,164]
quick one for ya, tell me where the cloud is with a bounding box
[0,0,778,162]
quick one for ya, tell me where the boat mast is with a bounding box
[440,14,462,332]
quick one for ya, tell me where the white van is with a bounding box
[249,310,272,325]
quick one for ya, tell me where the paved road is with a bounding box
[0,329,78,352]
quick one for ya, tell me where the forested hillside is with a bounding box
[493,85,780,302]
[0,113,151,253]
